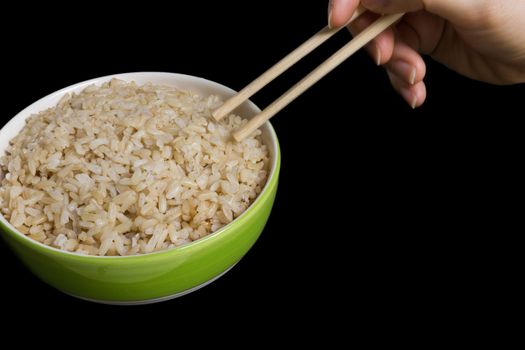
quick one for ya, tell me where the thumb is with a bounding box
[361,0,478,25]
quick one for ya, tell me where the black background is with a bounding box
[0,1,521,325]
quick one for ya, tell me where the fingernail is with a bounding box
[392,61,416,85]
[328,0,334,29]
[400,87,418,109]
[410,95,418,109]
[375,46,381,66]
[409,68,416,85]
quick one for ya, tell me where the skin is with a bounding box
[328,0,525,108]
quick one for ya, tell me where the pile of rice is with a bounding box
[0,79,269,256]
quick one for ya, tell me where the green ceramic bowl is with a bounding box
[0,72,280,304]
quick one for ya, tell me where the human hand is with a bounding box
[328,0,525,108]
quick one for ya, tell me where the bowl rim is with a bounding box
[0,72,280,260]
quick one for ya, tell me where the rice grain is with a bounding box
[0,79,269,256]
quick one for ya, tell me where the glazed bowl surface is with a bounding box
[0,72,280,304]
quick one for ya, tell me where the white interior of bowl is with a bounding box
[0,72,279,255]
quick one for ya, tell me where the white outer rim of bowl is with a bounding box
[0,72,279,259]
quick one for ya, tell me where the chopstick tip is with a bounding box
[233,131,244,143]
[212,109,224,121]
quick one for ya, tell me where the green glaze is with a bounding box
[0,145,280,303]
[0,72,281,303]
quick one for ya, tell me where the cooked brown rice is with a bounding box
[0,79,269,256]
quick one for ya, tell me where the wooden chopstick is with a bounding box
[212,6,366,121]
[233,12,404,142]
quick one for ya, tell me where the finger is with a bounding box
[361,0,424,13]
[329,0,360,28]
[361,0,481,26]
[386,60,418,85]
[399,12,445,55]
[347,11,395,65]
[383,30,426,85]
[387,70,426,108]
